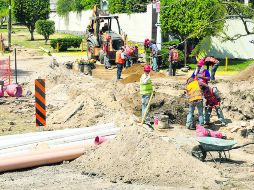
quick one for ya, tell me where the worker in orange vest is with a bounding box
[115,47,125,80]
[168,46,179,76]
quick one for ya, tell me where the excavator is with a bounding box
[86,5,126,65]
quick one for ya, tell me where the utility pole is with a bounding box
[8,0,11,49]
[155,1,161,50]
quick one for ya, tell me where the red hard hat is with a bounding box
[144,64,151,72]
[144,38,150,47]
[197,58,205,67]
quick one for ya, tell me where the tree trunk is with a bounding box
[184,39,188,66]
[28,25,35,41]
[30,31,34,41]
[45,36,48,44]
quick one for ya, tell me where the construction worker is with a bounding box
[124,45,133,68]
[168,46,179,76]
[101,23,108,33]
[103,34,112,69]
[205,56,220,80]
[115,47,125,80]
[185,78,204,129]
[140,64,153,124]
[191,58,210,85]
[203,86,226,126]
[133,45,139,63]
[149,42,159,72]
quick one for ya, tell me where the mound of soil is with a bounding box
[234,63,254,81]
[121,74,142,84]
[122,64,144,75]
[123,64,166,76]
[216,80,254,121]
[78,127,220,189]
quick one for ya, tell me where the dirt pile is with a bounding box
[20,62,186,130]
[121,64,166,84]
[121,73,141,84]
[78,126,220,189]
[216,81,254,121]
[233,63,254,81]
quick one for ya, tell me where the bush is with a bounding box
[50,37,83,51]
[161,40,180,49]
[35,20,55,43]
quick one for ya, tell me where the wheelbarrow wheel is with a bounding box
[191,145,207,161]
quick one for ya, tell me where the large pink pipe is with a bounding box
[0,145,85,172]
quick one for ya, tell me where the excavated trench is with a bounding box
[123,92,189,126]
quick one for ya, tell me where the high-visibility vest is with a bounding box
[140,76,153,95]
[115,50,124,64]
[186,80,203,102]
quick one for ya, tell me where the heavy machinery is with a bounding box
[86,6,125,65]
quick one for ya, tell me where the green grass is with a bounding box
[188,59,254,72]
[0,26,84,53]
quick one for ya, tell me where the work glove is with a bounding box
[197,74,203,78]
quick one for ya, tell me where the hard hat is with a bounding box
[144,64,151,72]
[197,58,205,67]
[144,38,150,46]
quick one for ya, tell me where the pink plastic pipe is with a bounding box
[0,145,85,172]
[94,136,107,145]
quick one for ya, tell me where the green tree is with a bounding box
[160,0,226,65]
[56,0,98,15]
[56,0,72,16]
[13,0,50,40]
[108,0,126,13]
[35,20,55,44]
[0,0,8,29]
[108,0,149,13]
[125,0,148,13]
[72,0,84,12]
[81,0,100,11]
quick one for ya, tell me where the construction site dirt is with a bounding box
[0,47,254,189]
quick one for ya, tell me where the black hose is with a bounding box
[231,142,254,150]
